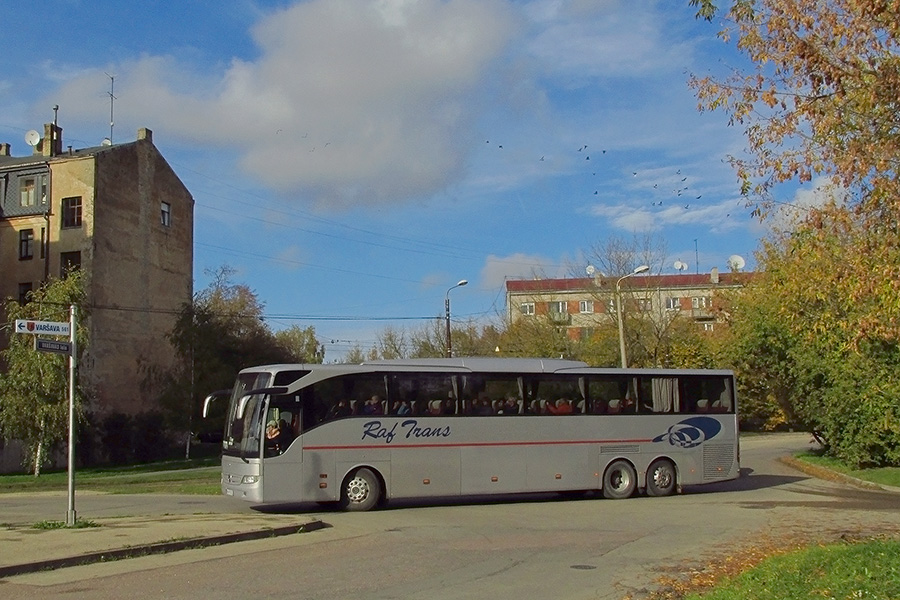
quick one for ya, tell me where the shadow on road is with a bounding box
[684,467,808,496]
[251,468,818,515]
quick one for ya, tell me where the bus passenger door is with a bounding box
[260,396,306,503]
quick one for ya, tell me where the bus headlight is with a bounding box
[241,475,259,484]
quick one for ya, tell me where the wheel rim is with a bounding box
[346,475,371,504]
[652,465,673,490]
[611,468,632,492]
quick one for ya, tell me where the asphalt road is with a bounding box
[3,433,899,600]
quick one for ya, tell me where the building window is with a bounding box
[579,300,594,314]
[665,296,681,311]
[520,302,535,316]
[692,296,710,309]
[60,251,81,277]
[637,298,652,312]
[549,300,567,314]
[19,177,35,207]
[703,322,715,332]
[18,175,47,207]
[19,229,34,260]
[161,201,171,227]
[18,283,32,304]
[40,227,46,259]
[62,196,83,228]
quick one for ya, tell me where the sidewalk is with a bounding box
[0,499,324,578]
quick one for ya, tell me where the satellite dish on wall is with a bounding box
[727,255,746,271]
[585,265,596,276]
[673,260,688,272]
[25,130,41,146]
[101,137,112,146]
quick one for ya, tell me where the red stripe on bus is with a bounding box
[304,439,653,451]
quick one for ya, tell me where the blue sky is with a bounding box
[1,1,812,361]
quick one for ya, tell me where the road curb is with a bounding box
[781,456,900,494]
[0,519,326,579]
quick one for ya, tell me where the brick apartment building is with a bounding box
[0,123,194,469]
[506,268,749,340]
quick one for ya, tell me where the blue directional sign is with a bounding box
[35,338,73,355]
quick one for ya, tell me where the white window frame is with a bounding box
[579,300,594,314]
[520,302,535,316]
[161,201,172,227]
[549,300,567,315]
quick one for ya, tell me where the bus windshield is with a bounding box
[223,372,271,458]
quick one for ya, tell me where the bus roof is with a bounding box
[239,358,732,377]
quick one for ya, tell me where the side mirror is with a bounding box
[202,389,232,418]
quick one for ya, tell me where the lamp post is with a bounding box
[445,279,467,358]
[616,265,649,368]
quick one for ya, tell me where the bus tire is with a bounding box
[646,459,677,497]
[602,460,637,499]
[340,467,381,511]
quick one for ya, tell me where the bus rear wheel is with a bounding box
[602,460,636,499]
[645,459,677,497]
[340,467,381,511]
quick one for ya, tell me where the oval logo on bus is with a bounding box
[652,417,722,448]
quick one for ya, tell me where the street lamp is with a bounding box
[445,279,468,358]
[616,265,649,368]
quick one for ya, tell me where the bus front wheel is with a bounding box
[602,460,636,499]
[645,459,677,497]
[340,467,381,511]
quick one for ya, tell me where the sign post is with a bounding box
[13,311,77,525]
[66,305,77,526]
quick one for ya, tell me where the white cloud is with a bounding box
[768,177,849,232]
[590,197,742,234]
[44,0,519,208]
[481,252,565,288]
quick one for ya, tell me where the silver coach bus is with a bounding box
[204,358,739,511]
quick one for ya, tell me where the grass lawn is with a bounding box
[682,538,900,600]
[0,457,221,495]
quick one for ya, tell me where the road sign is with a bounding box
[14,319,71,336]
[35,338,73,355]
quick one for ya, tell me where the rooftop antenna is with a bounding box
[694,239,699,274]
[105,72,116,143]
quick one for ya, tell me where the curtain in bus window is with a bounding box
[651,377,679,413]
[719,377,733,412]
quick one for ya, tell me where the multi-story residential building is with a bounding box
[0,123,194,428]
[506,268,749,340]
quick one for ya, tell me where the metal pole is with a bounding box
[444,280,467,358]
[616,279,628,368]
[445,296,452,358]
[615,266,648,369]
[66,304,77,526]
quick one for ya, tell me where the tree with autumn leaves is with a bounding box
[691,0,900,465]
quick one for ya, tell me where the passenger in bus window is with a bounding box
[393,400,411,415]
[265,420,286,456]
[548,398,573,415]
[328,399,353,419]
[475,394,494,415]
[499,396,520,415]
[362,395,384,415]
